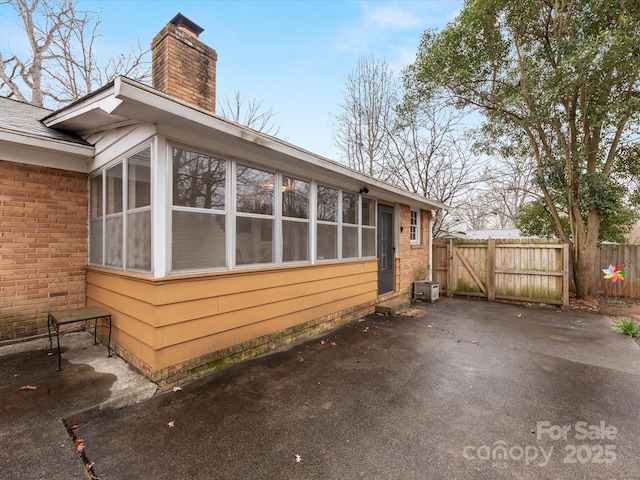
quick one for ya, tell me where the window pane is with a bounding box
[173,147,225,209]
[362,197,375,226]
[317,185,337,222]
[362,228,376,257]
[172,211,226,270]
[128,147,151,209]
[342,192,357,224]
[127,210,151,271]
[410,210,419,242]
[90,174,102,219]
[317,224,337,260]
[236,217,273,265]
[89,174,103,266]
[89,219,103,265]
[342,225,358,258]
[105,216,123,267]
[236,165,274,215]
[380,210,393,270]
[282,176,309,219]
[283,220,308,262]
[106,163,123,215]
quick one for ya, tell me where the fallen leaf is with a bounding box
[471,340,479,345]
[167,421,175,428]
[330,341,337,346]
[74,439,85,453]
[320,340,325,345]
[19,385,37,391]
[295,454,302,463]
[448,331,454,334]
[517,314,522,317]
[85,462,95,470]
[363,327,369,332]
[172,386,182,392]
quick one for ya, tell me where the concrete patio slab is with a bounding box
[2,297,640,479]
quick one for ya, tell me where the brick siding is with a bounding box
[152,22,217,113]
[398,205,432,296]
[0,161,88,341]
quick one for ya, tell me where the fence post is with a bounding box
[487,239,496,302]
[448,238,454,296]
[562,243,570,309]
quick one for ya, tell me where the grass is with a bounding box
[612,318,640,339]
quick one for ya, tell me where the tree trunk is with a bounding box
[573,212,601,299]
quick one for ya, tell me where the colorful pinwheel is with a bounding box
[603,265,626,283]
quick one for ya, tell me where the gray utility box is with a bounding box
[413,281,439,303]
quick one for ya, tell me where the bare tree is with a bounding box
[466,154,537,230]
[332,55,398,177]
[387,97,485,235]
[217,90,281,136]
[0,0,149,107]
[333,55,486,237]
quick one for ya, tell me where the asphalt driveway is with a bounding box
[71,297,640,480]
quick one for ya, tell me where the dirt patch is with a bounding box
[396,308,426,318]
[570,296,640,322]
[598,297,640,321]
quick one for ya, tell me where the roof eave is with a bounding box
[112,78,448,211]
[42,77,447,211]
[0,128,95,157]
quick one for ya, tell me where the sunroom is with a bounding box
[88,141,379,277]
[41,70,445,385]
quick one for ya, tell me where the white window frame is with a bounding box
[164,143,380,273]
[410,209,420,244]
[361,196,376,258]
[315,184,339,262]
[89,143,153,273]
[281,175,311,264]
[169,144,228,273]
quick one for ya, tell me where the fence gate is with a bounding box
[434,239,569,308]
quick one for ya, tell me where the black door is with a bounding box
[378,205,394,295]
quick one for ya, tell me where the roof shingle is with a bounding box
[0,97,91,146]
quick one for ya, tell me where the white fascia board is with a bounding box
[0,129,94,157]
[0,128,93,173]
[0,134,91,172]
[42,85,119,128]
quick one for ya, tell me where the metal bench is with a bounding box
[47,306,112,370]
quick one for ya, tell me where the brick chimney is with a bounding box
[151,13,217,112]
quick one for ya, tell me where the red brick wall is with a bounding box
[0,161,88,341]
[399,205,432,296]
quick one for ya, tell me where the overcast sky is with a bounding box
[2,0,464,160]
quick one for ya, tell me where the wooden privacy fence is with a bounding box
[595,244,640,299]
[434,239,570,308]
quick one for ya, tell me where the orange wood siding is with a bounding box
[87,260,378,372]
